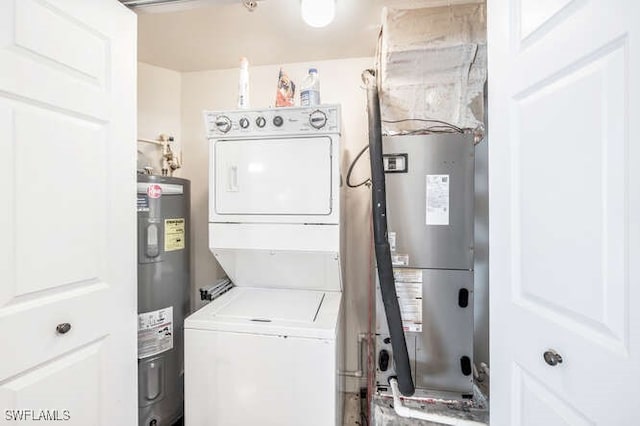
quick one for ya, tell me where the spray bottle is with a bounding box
[238,57,250,109]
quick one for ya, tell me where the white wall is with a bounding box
[137,62,182,175]
[180,57,374,391]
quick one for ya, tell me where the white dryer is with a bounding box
[185,105,344,426]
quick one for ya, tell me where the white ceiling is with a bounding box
[135,0,482,72]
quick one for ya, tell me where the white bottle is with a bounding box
[300,68,320,106]
[237,57,250,109]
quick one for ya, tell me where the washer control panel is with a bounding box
[204,105,340,137]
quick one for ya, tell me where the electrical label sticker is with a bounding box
[426,174,450,225]
[138,307,173,359]
[393,268,423,332]
[393,269,423,283]
[164,218,185,251]
[388,232,397,252]
[391,253,409,266]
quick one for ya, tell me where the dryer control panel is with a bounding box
[203,105,340,138]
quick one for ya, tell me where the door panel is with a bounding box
[0,1,110,120]
[512,365,593,426]
[14,0,108,85]
[14,107,106,296]
[489,0,639,424]
[214,137,332,216]
[0,0,137,424]
[513,41,627,348]
[518,0,586,47]
[0,342,104,425]
[0,283,109,382]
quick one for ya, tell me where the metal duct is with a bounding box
[362,69,415,397]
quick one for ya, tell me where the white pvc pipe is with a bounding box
[471,363,480,379]
[389,378,486,426]
[480,363,490,377]
[339,332,367,378]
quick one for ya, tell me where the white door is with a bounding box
[489,0,639,424]
[0,1,137,425]
[213,137,333,216]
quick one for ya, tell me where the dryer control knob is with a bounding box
[273,115,284,127]
[309,110,327,129]
[239,117,250,129]
[215,115,232,133]
[256,116,266,128]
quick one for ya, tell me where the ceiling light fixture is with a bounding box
[242,0,258,12]
[300,0,336,28]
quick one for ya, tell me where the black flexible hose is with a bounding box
[362,69,415,397]
[346,145,371,188]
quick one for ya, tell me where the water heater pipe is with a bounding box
[362,69,415,397]
[389,379,486,426]
[138,135,182,176]
[137,138,163,145]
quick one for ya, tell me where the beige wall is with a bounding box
[137,62,182,176]
[180,57,374,391]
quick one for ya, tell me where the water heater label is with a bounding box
[426,174,450,226]
[164,218,185,251]
[137,194,149,212]
[138,306,173,359]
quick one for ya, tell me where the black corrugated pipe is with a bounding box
[362,69,415,397]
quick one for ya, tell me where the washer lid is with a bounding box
[185,287,341,339]
[215,288,324,323]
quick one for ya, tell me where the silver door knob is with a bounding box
[56,323,72,334]
[543,349,563,366]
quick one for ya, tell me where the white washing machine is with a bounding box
[185,105,344,426]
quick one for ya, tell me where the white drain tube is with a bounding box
[389,379,486,426]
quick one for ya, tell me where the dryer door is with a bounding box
[213,136,333,217]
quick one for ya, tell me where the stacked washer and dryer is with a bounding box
[185,105,344,426]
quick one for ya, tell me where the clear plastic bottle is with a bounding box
[237,57,250,109]
[300,68,320,106]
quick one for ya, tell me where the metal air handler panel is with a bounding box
[376,134,475,396]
